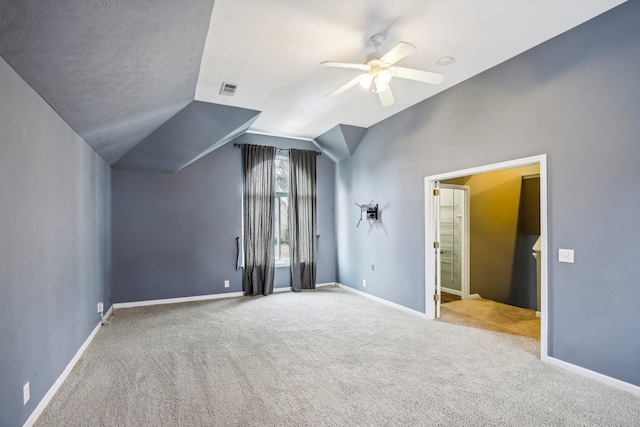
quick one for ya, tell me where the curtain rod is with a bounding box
[233,143,321,155]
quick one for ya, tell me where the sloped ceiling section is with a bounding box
[0,0,216,164]
[113,101,260,174]
[0,0,627,169]
[314,124,367,162]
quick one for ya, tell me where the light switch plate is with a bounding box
[23,382,30,405]
[558,249,574,263]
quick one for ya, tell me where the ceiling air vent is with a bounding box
[220,82,237,97]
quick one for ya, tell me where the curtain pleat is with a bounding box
[289,149,317,292]
[242,144,276,296]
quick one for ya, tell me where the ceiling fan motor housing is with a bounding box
[365,33,386,64]
[364,52,382,64]
[368,33,386,49]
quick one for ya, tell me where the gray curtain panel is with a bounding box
[242,144,276,296]
[289,149,317,292]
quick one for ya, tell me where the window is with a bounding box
[274,154,289,264]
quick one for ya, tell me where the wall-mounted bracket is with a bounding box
[355,201,379,228]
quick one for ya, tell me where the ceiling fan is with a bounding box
[321,34,444,107]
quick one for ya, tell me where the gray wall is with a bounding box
[111,133,336,303]
[0,57,111,426]
[335,1,640,387]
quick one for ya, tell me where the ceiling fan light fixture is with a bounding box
[322,38,442,106]
[359,73,374,89]
[373,76,388,93]
[377,69,392,85]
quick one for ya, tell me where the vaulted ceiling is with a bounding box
[0,0,626,171]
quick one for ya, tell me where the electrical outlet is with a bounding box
[224,280,230,288]
[97,302,103,314]
[362,279,367,287]
[558,249,574,263]
[23,382,30,405]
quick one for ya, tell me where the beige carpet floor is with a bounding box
[35,286,640,426]
[440,298,540,340]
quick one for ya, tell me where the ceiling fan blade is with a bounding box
[377,86,395,107]
[380,42,416,65]
[320,61,368,70]
[393,66,444,84]
[326,75,362,98]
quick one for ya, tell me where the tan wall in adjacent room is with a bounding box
[443,164,539,304]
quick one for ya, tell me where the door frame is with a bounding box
[438,184,470,300]
[424,154,548,361]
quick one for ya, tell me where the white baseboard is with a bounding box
[274,282,336,293]
[114,283,338,308]
[23,306,113,427]
[467,293,481,299]
[103,305,114,323]
[547,357,640,397]
[113,291,245,309]
[535,311,541,318]
[441,287,462,296]
[316,282,337,288]
[337,283,426,318]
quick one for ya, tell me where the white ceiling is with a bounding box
[195,0,626,140]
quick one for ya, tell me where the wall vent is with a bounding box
[220,82,237,97]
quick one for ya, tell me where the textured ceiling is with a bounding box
[0,0,215,164]
[0,0,628,168]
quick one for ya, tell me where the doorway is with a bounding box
[424,155,548,361]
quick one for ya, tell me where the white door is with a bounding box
[434,181,442,318]
[438,185,470,300]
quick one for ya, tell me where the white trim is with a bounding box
[425,154,546,182]
[337,283,427,319]
[104,305,114,323]
[245,129,314,142]
[316,282,338,288]
[22,307,113,427]
[425,179,437,319]
[113,292,244,309]
[441,287,462,296]
[113,283,338,308]
[425,154,549,362]
[547,357,640,397]
[274,282,337,293]
[468,293,482,299]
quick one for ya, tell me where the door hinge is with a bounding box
[434,294,440,302]
[433,241,440,249]
[433,189,440,196]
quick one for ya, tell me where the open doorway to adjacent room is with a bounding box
[424,155,548,360]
